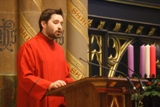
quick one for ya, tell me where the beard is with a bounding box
[47,30,63,40]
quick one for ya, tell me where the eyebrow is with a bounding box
[53,19,63,22]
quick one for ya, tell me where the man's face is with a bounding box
[42,14,63,40]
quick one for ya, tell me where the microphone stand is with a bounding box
[111,61,145,91]
[111,61,146,107]
[79,58,137,92]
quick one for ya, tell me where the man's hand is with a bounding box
[48,80,66,91]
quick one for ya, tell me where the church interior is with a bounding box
[0,0,160,107]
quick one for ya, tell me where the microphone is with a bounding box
[79,58,137,91]
[111,60,145,91]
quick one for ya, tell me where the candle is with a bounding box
[150,45,156,78]
[140,45,145,78]
[145,45,150,78]
[128,44,134,77]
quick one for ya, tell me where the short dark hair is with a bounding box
[39,8,63,31]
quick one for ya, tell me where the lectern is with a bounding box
[46,77,148,107]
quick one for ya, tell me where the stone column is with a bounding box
[19,0,42,45]
[67,0,88,80]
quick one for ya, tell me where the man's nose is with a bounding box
[58,23,62,30]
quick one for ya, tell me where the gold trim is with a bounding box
[90,35,102,76]
[109,82,117,87]
[67,50,87,80]
[148,27,156,36]
[108,35,134,77]
[97,21,105,30]
[67,0,88,43]
[136,26,144,35]
[20,12,37,43]
[89,14,160,26]
[113,23,121,32]
[125,25,133,33]
[33,0,42,11]
[108,93,125,107]
[88,19,93,27]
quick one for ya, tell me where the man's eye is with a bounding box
[53,20,63,26]
[53,21,58,24]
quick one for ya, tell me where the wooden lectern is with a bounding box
[46,77,148,107]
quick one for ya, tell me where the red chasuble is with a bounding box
[16,32,73,107]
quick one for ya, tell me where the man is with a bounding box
[16,8,74,107]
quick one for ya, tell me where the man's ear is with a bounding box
[41,21,46,28]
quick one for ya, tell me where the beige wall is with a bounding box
[0,0,18,74]
[0,1,18,106]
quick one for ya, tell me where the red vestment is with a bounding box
[16,32,73,107]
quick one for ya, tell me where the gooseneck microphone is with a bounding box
[111,60,145,91]
[79,58,137,91]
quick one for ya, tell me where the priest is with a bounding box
[16,8,74,107]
